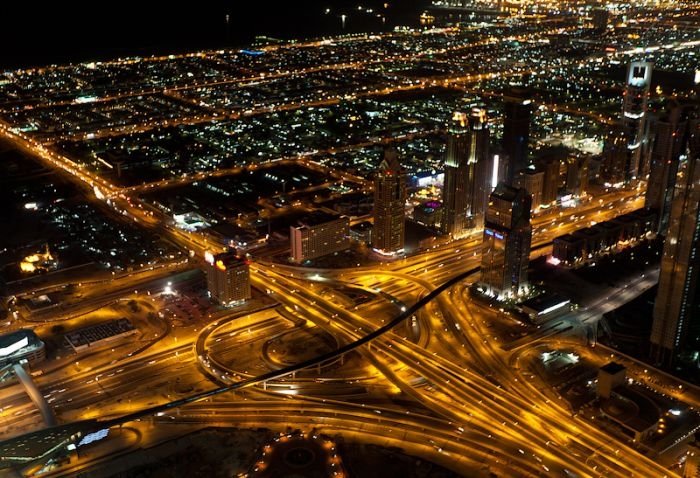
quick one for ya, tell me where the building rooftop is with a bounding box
[491,182,520,202]
[292,211,345,229]
[600,362,626,375]
[0,329,42,359]
[212,251,248,268]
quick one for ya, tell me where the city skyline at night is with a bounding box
[0,1,700,477]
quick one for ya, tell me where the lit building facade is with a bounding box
[373,148,407,255]
[290,212,350,262]
[622,61,653,182]
[205,251,251,305]
[601,126,628,186]
[441,109,490,236]
[650,119,700,367]
[480,183,532,298]
[645,103,691,234]
[513,169,544,211]
[566,155,590,197]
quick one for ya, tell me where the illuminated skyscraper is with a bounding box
[645,103,691,234]
[441,112,471,235]
[441,109,490,236]
[373,148,407,255]
[650,119,700,367]
[622,61,653,181]
[503,89,533,183]
[480,182,532,298]
[205,251,251,304]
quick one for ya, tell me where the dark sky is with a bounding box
[0,1,424,69]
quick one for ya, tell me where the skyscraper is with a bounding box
[480,182,532,298]
[205,250,251,305]
[441,109,490,236]
[622,61,653,182]
[373,148,407,255]
[539,154,564,205]
[469,108,492,227]
[591,7,610,31]
[645,103,691,234]
[600,125,628,186]
[513,169,544,210]
[650,119,700,367]
[502,89,533,183]
[441,111,471,236]
[566,155,590,197]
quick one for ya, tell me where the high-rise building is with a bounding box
[645,103,691,234]
[540,156,561,206]
[290,212,350,263]
[591,7,609,31]
[441,111,471,236]
[650,119,700,367]
[480,183,532,298]
[441,109,491,236]
[622,61,653,182]
[502,89,533,183]
[373,148,407,255]
[469,108,492,227]
[513,169,544,210]
[600,126,628,186]
[205,251,251,305]
[566,155,590,197]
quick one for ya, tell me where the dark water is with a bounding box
[0,1,423,69]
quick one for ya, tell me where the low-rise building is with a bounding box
[290,212,349,262]
[0,329,45,368]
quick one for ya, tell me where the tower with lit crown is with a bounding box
[441,109,491,236]
[372,148,407,255]
[622,61,653,182]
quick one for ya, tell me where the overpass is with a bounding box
[0,265,480,473]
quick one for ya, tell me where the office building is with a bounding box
[597,362,626,399]
[541,160,561,206]
[622,61,653,181]
[503,89,533,183]
[513,169,544,210]
[441,109,490,236]
[566,155,590,197]
[373,148,407,255]
[591,7,609,31]
[413,201,443,228]
[650,119,700,367]
[480,183,532,298]
[441,112,471,235]
[645,103,691,234]
[600,126,628,186]
[205,251,251,304]
[290,212,349,263]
